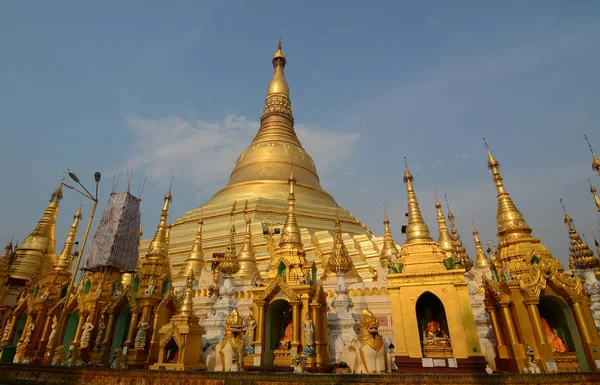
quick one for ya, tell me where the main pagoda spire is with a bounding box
[214,39,329,203]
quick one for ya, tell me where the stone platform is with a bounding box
[0,364,599,385]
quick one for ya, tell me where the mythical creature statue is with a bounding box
[63,346,84,367]
[339,309,392,373]
[213,309,245,372]
[110,348,127,369]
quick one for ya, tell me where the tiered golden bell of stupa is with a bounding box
[380,209,399,265]
[219,219,240,276]
[402,158,434,244]
[562,200,599,271]
[327,215,353,275]
[9,184,63,282]
[585,134,600,176]
[471,220,491,269]
[183,217,205,278]
[54,207,82,272]
[235,201,259,280]
[178,270,196,317]
[435,192,455,260]
[0,241,13,304]
[446,196,473,271]
[138,188,173,296]
[483,138,555,275]
[590,180,600,212]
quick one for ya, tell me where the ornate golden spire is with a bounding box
[236,201,258,280]
[472,219,490,269]
[380,208,399,265]
[327,214,353,275]
[267,36,289,97]
[584,135,600,176]
[54,206,82,272]
[219,209,240,275]
[178,269,195,316]
[403,158,433,244]
[9,183,63,281]
[483,138,532,240]
[279,171,304,250]
[435,191,455,258]
[147,187,172,257]
[216,38,328,204]
[184,215,205,278]
[445,195,473,271]
[590,180,600,212]
[561,199,599,271]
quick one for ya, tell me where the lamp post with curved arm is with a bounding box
[46,171,101,364]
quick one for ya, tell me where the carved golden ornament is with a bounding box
[160,323,183,347]
[483,276,503,303]
[327,217,353,275]
[563,207,599,270]
[518,265,547,299]
[258,275,300,302]
[549,271,583,297]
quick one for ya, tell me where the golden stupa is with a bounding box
[161,40,384,283]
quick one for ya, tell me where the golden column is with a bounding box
[524,299,547,346]
[124,311,139,349]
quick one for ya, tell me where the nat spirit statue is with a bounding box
[339,309,392,373]
[134,318,150,350]
[79,315,95,349]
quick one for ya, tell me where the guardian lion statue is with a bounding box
[339,309,392,373]
[210,309,245,372]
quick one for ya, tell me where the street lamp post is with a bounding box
[46,171,101,364]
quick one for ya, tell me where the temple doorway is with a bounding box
[416,292,452,357]
[264,299,292,366]
[539,296,587,371]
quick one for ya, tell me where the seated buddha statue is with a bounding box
[279,319,293,349]
[541,318,568,353]
[423,320,451,347]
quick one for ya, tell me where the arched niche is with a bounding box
[11,314,27,346]
[264,299,292,366]
[539,296,587,371]
[415,292,451,349]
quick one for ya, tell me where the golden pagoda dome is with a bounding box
[205,39,333,207]
[162,40,382,284]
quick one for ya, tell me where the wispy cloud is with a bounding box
[455,144,478,160]
[123,114,360,194]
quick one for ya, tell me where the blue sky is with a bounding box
[1,1,599,267]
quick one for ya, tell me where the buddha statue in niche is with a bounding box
[423,320,451,347]
[541,318,568,353]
